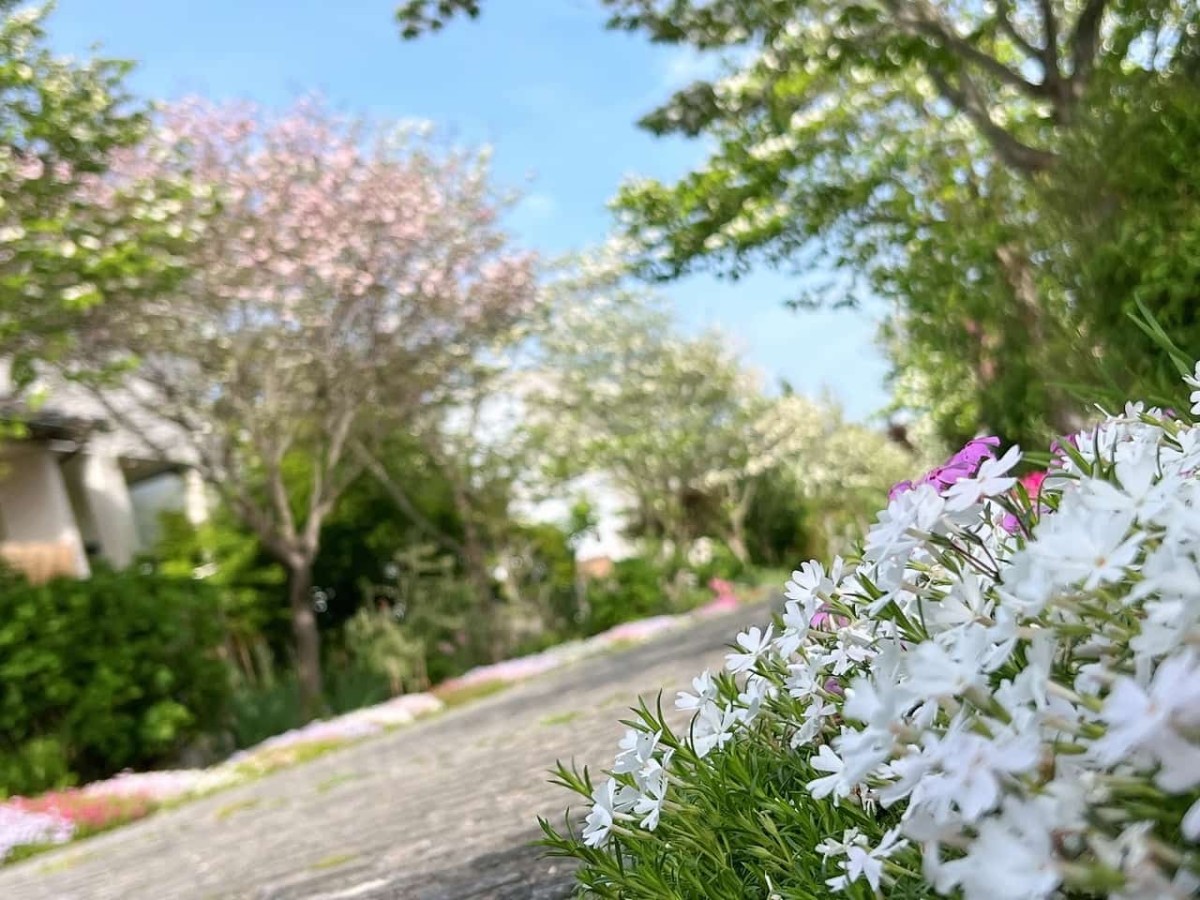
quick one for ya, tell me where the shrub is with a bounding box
[583,557,674,635]
[542,366,1200,900]
[0,567,230,797]
[341,605,426,695]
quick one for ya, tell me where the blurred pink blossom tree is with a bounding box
[67,97,537,714]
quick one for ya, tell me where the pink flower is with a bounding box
[1020,470,1046,497]
[1000,469,1049,534]
[809,604,848,631]
[890,436,1002,500]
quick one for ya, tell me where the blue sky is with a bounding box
[49,0,890,418]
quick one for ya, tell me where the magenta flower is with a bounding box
[889,436,1002,500]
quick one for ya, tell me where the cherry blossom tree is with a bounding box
[65,98,537,714]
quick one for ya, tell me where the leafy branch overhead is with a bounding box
[396,0,481,39]
[395,1,1199,455]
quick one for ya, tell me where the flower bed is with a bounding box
[543,365,1200,900]
[0,586,747,862]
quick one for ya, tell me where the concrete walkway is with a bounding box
[0,605,766,900]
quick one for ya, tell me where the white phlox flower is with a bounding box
[582,364,1200,898]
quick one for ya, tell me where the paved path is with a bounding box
[0,604,767,900]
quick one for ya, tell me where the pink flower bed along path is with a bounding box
[0,590,746,861]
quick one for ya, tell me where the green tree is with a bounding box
[531,271,913,563]
[0,2,196,384]
[399,1,1199,446]
[60,99,536,715]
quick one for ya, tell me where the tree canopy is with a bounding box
[399,1,1200,447]
[60,97,537,712]
[0,1,196,388]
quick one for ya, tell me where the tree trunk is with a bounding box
[287,557,323,720]
[995,242,1079,436]
[727,481,756,566]
[458,499,498,662]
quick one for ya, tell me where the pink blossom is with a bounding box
[889,436,1002,499]
[1000,470,1050,534]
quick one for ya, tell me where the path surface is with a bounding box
[0,604,768,900]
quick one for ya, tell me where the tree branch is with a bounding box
[1070,0,1109,85]
[1037,0,1060,73]
[896,1,1048,100]
[926,67,1057,174]
[264,441,298,545]
[995,1,1044,62]
[350,440,466,557]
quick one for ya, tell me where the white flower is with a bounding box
[613,727,661,776]
[902,628,993,701]
[938,803,1060,899]
[820,638,872,677]
[774,598,814,658]
[792,695,837,748]
[692,701,739,758]
[1028,503,1144,591]
[785,558,841,605]
[675,670,717,711]
[737,673,773,725]
[865,484,945,564]
[585,373,1200,885]
[842,670,906,733]
[807,743,850,800]
[943,445,1021,511]
[582,779,618,847]
[1184,797,1200,841]
[824,827,907,893]
[631,750,672,831]
[1185,361,1200,415]
[1093,650,1200,789]
[815,827,863,860]
[785,658,821,699]
[911,727,1040,823]
[725,624,774,674]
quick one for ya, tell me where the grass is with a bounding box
[601,637,640,653]
[214,798,261,821]
[37,850,97,875]
[539,710,583,727]
[432,678,512,708]
[309,852,358,871]
[230,738,350,779]
[315,773,360,794]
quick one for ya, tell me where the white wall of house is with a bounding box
[127,468,212,551]
[0,444,89,576]
[78,452,139,568]
[182,468,209,526]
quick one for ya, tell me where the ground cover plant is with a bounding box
[543,362,1200,899]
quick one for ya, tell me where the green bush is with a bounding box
[0,566,230,797]
[583,557,673,635]
[226,664,394,749]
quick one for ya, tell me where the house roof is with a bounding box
[0,400,108,444]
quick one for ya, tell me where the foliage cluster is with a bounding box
[0,567,229,798]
